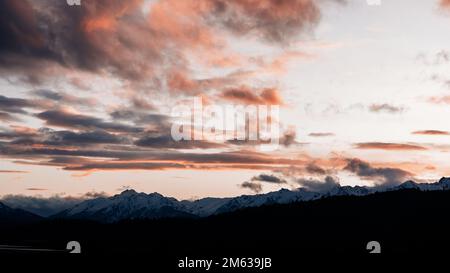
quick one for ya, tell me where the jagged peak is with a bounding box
[119,189,138,196]
[401,180,418,186]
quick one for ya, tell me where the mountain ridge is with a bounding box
[52,177,450,223]
[0,201,43,225]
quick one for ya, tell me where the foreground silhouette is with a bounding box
[1,189,449,269]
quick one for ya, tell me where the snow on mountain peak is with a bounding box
[54,177,450,223]
[397,180,419,189]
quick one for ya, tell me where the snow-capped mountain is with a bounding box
[324,185,372,197]
[391,177,450,191]
[53,177,450,223]
[54,189,195,223]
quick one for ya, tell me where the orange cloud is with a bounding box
[428,96,450,104]
[412,130,450,135]
[81,0,144,32]
[354,142,427,151]
[308,132,335,137]
[0,0,338,86]
[0,170,28,174]
[220,86,283,105]
[441,0,450,8]
[268,51,313,73]
[167,69,200,95]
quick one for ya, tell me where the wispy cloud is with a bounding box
[0,170,28,174]
[354,142,427,151]
[308,132,335,137]
[428,96,450,104]
[412,130,450,135]
[368,103,404,114]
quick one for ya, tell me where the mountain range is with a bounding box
[51,177,450,223]
[0,201,42,225]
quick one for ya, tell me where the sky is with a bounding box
[1,0,450,202]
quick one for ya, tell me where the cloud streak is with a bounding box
[412,130,450,136]
[354,142,427,151]
[36,110,143,133]
[368,103,404,114]
[220,86,283,105]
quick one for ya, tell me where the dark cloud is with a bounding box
[0,0,338,102]
[0,1,60,68]
[343,158,413,186]
[305,163,327,175]
[0,95,33,114]
[368,103,404,114]
[31,89,97,106]
[10,129,127,146]
[251,173,286,184]
[82,191,109,199]
[0,0,214,85]
[295,176,339,193]
[0,0,156,83]
[36,110,143,133]
[135,135,225,149]
[0,0,352,178]
[44,130,126,145]
[208,0,323,44]
[110,108,171,128]
[32,89,65,101]
[354,142,427,151]
[226,139,271,146]
[240,181,262,193]
[412,130,450,136]
[0,125,38,139]
[64,162,186,171]
[0,139,305,171]
[0,112,19,122]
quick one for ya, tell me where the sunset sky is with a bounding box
[1,0,450,201]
